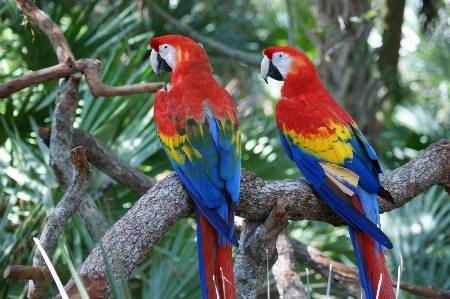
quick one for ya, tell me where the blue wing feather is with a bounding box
[161,108,240,247]
[278,129,392,249]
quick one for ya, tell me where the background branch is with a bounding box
[147,1,261,65]
[38,127,156,196]
[289,236,450,299]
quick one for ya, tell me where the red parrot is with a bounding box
[150,35,240,299]
[261,46,396,299]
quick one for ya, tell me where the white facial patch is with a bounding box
[270,51,293,80]
[158,44,176,70]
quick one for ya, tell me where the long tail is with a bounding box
[349,190,395,299]
[196,209,236,299]
[349,227,395,299]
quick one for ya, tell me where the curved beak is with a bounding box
[261,55,284,83]
[261,55,270,83]
[150,49,162,76]
[150,49,161,76]
[150,49,173,77]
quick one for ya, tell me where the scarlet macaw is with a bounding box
[261,46,395,299]
[150,35,240,299]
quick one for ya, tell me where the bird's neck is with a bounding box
[281,71,326,100]
[171,61,213,86]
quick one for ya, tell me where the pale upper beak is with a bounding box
[150,49,161,76]
[261,55,270,83]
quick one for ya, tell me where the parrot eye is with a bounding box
[278,54,282,58]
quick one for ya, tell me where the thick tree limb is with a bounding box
[61,173,193,298]
[38,127,156,195]
[60,140,450,298]
[0,59,165,98]
[272,229,307,299]
[147,2,261,65]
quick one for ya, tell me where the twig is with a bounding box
[29,147,92,298]
[289,235,362,297]
[82,59,165,97]
[289,236,450,299]
[392,280,450,299]
[147,2,261,65]
[4,265,50,281]
[37,127,155,196]
[58,140,450,298]
[0,59,165,98]
[272,229,307,299]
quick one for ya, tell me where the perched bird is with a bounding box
[150,35,241,299]
[261,46,396,299]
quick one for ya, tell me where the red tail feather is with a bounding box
[351,194,396,299]
[199,213,236,299]
[354,230,395,299]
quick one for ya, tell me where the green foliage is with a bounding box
[135,220,202,299]
[382,186,450,298]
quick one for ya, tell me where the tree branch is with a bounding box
[289,235,362,297]
[14,0,120,241]
[234,201,290,299]
[147,2,261,65]
[29,147,92,298]
[0,58,165,98]
[0,60,77,98]
[272,229,307,299]
[60,140,450,298]
[289,236,450,299]
[15,0,73,63]
[38,127,156,196]
[4,265,51,285]
[82,59,165,97]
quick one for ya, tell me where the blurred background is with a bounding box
[1,0,449,298]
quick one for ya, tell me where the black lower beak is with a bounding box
[267,60,283,81]
[157,53,173,73]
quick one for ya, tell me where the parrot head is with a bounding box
[261,46,316,83]
[150,35,212,76]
